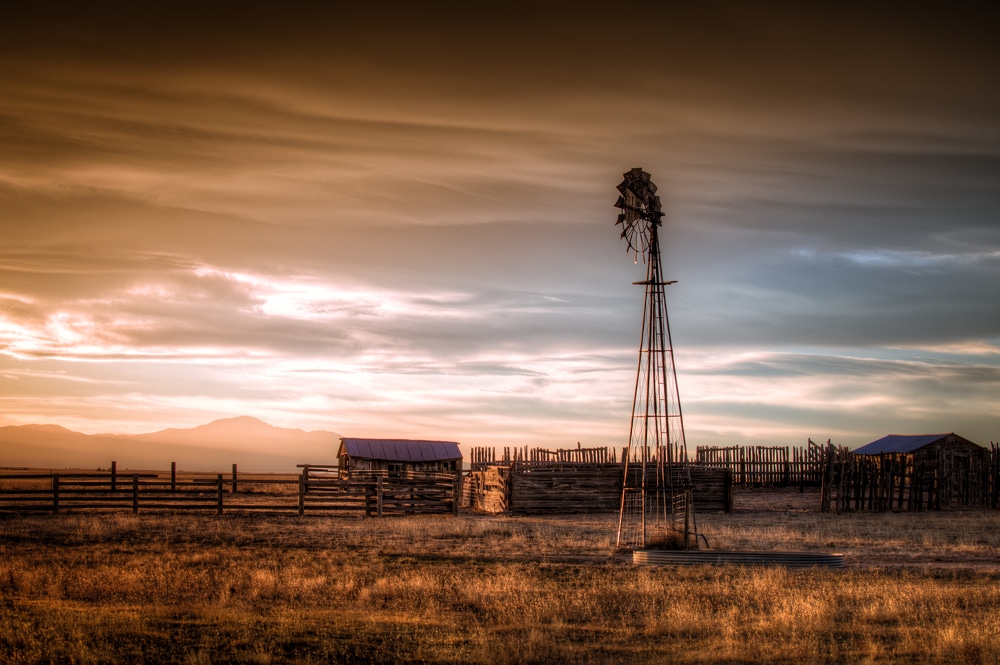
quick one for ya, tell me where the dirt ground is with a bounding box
[732,484,823,512]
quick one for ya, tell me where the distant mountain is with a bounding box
[132,416,321,446]
[0,417,342,472]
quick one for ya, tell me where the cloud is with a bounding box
[0,3,997,454]
[680,347,1000,444]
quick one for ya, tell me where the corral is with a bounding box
[696,439,828,486]
[821,434,999,512]
[694,438,1000,512]
[4,436,997,518]
[466,445,733,514]
[0,464,460,517]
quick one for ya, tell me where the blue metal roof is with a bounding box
[339,438,462,462]
[854,433,952,455]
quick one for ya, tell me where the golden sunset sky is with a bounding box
[1,3,997,453]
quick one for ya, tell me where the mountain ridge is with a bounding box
[0,417,343,472]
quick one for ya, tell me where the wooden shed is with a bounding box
[854,432,982,457]
[851,432,991,509]
[337,438,462,480]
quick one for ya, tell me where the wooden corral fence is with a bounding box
[467,445,732,514]
[470,443,617,466]
[995,442,1000,509]
[695,440,828,487]
[464,466,509,513]
[0,462,459,517]
[820,442,1000,512]
[507,464,731,514]
[507,463,621,513]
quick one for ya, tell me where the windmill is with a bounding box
[614,168,697,549]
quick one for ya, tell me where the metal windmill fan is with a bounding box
[614,167,663,262]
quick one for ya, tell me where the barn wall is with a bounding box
[341,456,460,476]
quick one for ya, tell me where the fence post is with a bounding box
[453,473,460,516]
[52,473,59,514]
[725,469,734,512]
[990,441,1000,508]
[376,475,383,518]
[132,474,139,514]
[839,446,850,513]
[298,472,305,516]
[820,445,832,512]
[171,462,176,492]
[216,473,223,515]
[684,489,692,549]
[231,463,237,494]
[111,461,117,492]
[991,444,1000,508]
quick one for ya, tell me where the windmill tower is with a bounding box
[613,168,696,549]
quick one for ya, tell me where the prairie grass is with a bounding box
[1,495,999,664]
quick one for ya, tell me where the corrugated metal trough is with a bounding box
[633,549,844,568]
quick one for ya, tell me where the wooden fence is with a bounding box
[470,444,618,467]
[506,464,621,513]
[506,464,731,514]
[695,440,828,487]
[995,442,1000,509]
[466,447,732,514]
[0,464,458,517]
[471,443,714,470]
[820,442,1000,512]
[464,466,509,513]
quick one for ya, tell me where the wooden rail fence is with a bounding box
[0,463,458,517]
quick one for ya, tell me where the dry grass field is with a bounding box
[2,487,999,664]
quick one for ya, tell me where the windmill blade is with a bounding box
[614,168,661,259]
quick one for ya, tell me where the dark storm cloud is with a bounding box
[4,3,997,127]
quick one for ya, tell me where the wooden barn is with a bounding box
[854,432,982,458]
[337,438,462,480]
[822,432,995,511]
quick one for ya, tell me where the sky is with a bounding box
[1,2,998,455]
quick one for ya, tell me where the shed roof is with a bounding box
[854,433,954,455]
[338,438,462,462]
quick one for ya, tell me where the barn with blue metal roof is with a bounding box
[849,432,992,510]
[337,437,463,479]
[854,433,979,455]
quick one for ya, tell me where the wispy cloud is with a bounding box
[0,4,997,451]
